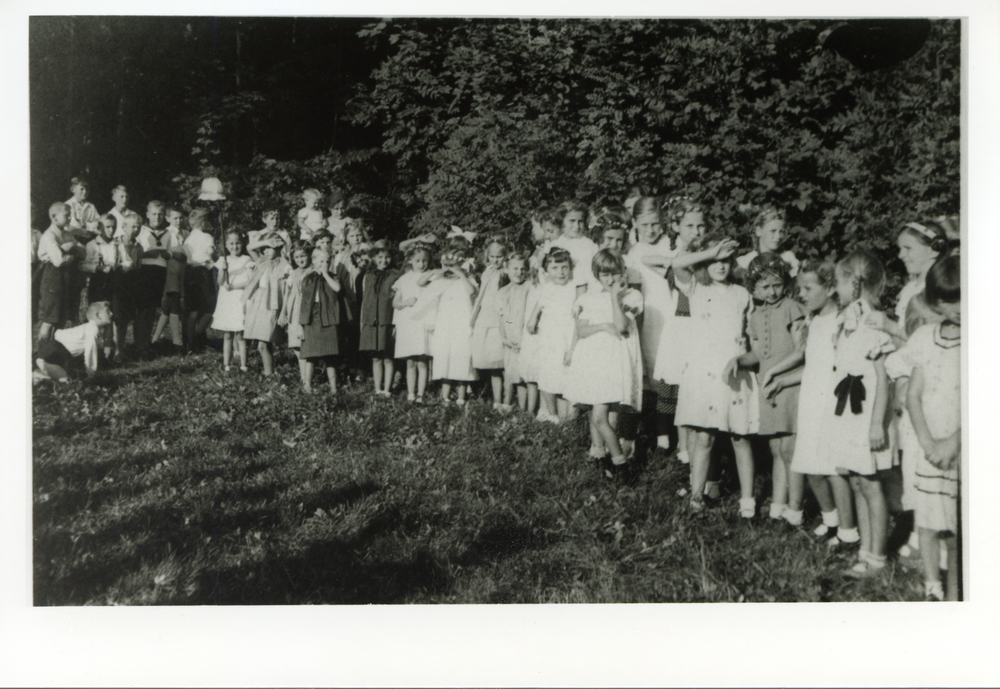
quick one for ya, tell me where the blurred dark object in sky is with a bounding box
[822,19,932,71]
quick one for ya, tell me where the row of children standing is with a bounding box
[32,179,963,599]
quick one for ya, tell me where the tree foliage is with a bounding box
[349,18,960,279]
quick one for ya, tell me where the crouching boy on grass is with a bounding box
[34,301,114,382]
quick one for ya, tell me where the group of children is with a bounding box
[31,180,964,600]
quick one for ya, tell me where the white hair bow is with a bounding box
[446,225,478,243]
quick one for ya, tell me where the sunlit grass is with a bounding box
[32,348,927,605]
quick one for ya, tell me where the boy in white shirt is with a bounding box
[37,202,87,345]
[134,200,183,356]
[182,208,217,351]
[34,301,113,382]
[108,185,130,238]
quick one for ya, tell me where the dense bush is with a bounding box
[348,19,959,268]
[163,18,958,300]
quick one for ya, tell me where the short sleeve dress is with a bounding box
[563,288,644,408]
[211,254,253,333]
[748,296,806,436]
[426,276,477,382]
[908,322,961,533]
[675,280,758,435]
[470,265,505,369]
[790,312,839,475]
[533,281,578,396]
[816,301,895,475]
[392,270,432,358]
[496,281,532,383]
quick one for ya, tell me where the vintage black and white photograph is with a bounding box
[28,13,966,604]
[13,2,999,684]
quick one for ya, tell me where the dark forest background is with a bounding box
[30,16,960,287]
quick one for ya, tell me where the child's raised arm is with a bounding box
[399,234,437,252]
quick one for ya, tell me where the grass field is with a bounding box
[32,346,931,605]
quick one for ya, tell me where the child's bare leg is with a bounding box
[416,359,428,398]
[223,332,234,368]
[35,359,68,382]
[807,474,837,513]
[731,435,755,501]
[588,413,604,453]
[944,534,959,600]
[299,354,311,389]
[384,358,395,393]
[830,474,856,529]
[235,333,248,368]
[112,321,126,357]
[556,396,570,420]
[456,383,467,403]
[152,314,168,343]
[440,381,452,401]
[592,404,623,460]
[782,435,803,510]
[689,428,714,499]
[38,322,54,344]
[516,384,527,411]
[919,527,941,587]
[372,357,384,392]
[169,314,184,346]
[769,436,789,508]
[259,341,274,375]
[857,474,888,557]
[502,375,515,406]
[185,313,199,345]
[526,383,538,415]
[325,361,338,393]
[491,373,503,404]
[406,359,417,397]
[540,390,557,417]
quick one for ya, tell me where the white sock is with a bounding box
[769,502,787,519]
[783,509,804,526]
[837,526,860,543]
[822,509,840,527]
[677,450,690,464]
[657,435,671,449]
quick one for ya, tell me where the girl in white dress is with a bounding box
[674,233,758,517]
[470,238,508,407]
[212,231,253,372]
[867,218,957,560]
[419,248,478,405]
[393,244,434,403]
[818,250,895,577]
[905,256,961,600]
[525,248,578,422]
[564,250,643,476]
[763,260,858,544]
